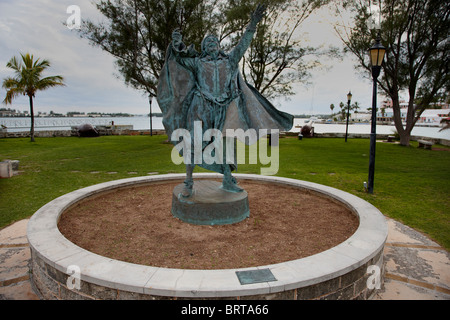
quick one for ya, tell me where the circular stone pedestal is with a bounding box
[27,173,388,300]
[172,180,249,225]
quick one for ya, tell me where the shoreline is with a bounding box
[1,116,449,145]
[1,128,449,147]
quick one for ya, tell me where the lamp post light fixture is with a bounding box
[345,91,352,142]
[367,33,386,194]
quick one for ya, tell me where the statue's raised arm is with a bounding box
[170,29,196,54]
[171,29,184,51]
[251,4,267,27]
[166,29,198,73]
[229,4,266,65]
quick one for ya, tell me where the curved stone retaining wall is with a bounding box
[27,173,388,300]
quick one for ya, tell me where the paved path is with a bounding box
[374,218,450,300]
[0,218,449,300]
[0,219,38,300]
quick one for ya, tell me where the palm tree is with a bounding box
[352,101,360,113]
[2,53,65,142]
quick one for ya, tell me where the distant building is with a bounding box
[429,102,449,109]
[350,112,371,122]
[376,108,406,123]
[376,108,449,125]
[0,109,15,117]
[381,99,408,109]
[0,108,28,117]
[379,98,449,125]
[417,109,450,124]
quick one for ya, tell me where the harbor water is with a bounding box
[1,117,449,141]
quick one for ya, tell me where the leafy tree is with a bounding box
[334,0,449,145]
[79,0,332,116]
[2,53,65,142]
[339,101,346,120]
[338,100,359,120]
[79,0,221,135]
[220,0,332,99]
[352,101,360,113]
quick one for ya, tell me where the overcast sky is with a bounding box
[0,0,381,116]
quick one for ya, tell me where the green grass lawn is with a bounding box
[1,135,449,249]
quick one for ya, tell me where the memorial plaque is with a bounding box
[236,268,277,285]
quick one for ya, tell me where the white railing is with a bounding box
[0,117,110,129]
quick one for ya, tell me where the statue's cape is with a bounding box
[156,45,294,145]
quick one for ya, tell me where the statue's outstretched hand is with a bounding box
[251,4,266,24]
[172,29,183,48]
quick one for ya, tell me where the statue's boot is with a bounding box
[221,165,243,193]
[180,164,195,198]
[180,179,193,197]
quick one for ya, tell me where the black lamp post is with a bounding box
[345,91,352,142]
[367,33,386,194]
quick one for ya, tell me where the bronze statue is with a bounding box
[157,4,293,197]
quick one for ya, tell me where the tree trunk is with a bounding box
[391,93,413,146]
[397,87,420,146]
[29,94,35,142]
[395,114,415,146]
[395,117,413,146]
[398,130,411,146]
